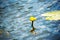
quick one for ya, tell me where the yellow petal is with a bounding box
[30,16,37,21]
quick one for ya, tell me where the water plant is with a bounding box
[29,16,37,33]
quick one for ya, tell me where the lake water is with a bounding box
[0,0,60,40]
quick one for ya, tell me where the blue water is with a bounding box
[0,0,60,40]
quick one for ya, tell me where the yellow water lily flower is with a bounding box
[41,10,60,20]
[30,16,37,21]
